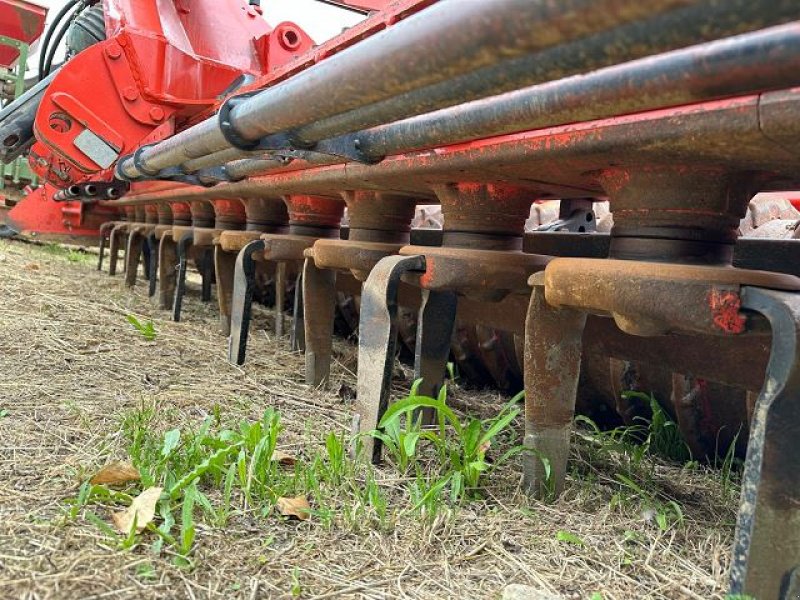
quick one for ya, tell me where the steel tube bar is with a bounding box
[298,1,800,146]
[117,0,759,180]
[319,23,800,162]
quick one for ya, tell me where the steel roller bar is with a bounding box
[187,23,800,183]
[295,0,800,147]
[316,23,800,163]
[115,0,757,181]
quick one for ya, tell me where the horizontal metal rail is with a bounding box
[114,0,798,181]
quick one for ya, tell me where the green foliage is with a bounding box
[371,382,522,510]
[74,383,519,561]
[575,391,698,531]
[0,408,7,419]
[126,314,157,341]
[43,243,91,264]
[556,530,585,548]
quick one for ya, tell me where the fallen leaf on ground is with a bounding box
[272,450,296,467]
[90,461,141,486]
[112,487,162,534]
[276,496,310,521]
[24,263,39,271]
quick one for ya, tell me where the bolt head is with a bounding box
[123,87,139,102]
[105,44,122,59]
[149,106,165,122]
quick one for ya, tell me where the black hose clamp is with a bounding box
[218,92,262,151]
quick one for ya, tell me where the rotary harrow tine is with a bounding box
[107,225,126,277]
[147,233,159,297]
[730,287,800,599]
[157,232,178,310]
[413,289,458,422]
[172,232,194,322]
[214,246,238,336]
[355,254,426,464]
[302,258,337,386]
[124,228,145,288]
[97,222,115,271]
[290,270,306,353]
[199,247,214,303]
[228,239,266,366]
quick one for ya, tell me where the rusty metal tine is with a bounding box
[227,239,266,365]
[730,287,800,600]
[302,258,337,387]
[274,261,287,337]
[200,248,214,303]
[157,233,178,310]
[291,270,305,353]
[172,233,193,322]
[108,225,124,276]
[214,246,237,336]
[141,234,152,282]
[522,280,588,499]
[355,254,425,464]
[147,233,158,297]
[124,229,142,285]
[414,289,458,422]
[97,222,114,271]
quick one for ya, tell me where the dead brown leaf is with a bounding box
[24,263,39,271]
[112,487,162,534]
[272,450,296,467]
[90,461,141,486]
[276,495,311,521]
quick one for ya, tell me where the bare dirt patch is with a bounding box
[0,239,737,599]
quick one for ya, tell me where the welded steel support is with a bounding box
[172,233,194,322]
[522,278,587,498]
[228,239,266,366]
[355,254,425,463]
[302,259,337,387]
[730,287,800,600]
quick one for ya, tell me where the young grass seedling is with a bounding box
[126,314,157,341]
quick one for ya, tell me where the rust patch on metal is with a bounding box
[709,288,746,334]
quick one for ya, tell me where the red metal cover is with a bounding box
[0,0,47,67]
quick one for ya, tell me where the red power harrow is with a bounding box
[2,1,800,597]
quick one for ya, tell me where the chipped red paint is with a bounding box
[708,288,746,334]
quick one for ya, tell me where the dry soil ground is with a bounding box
[0,238,739,600]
